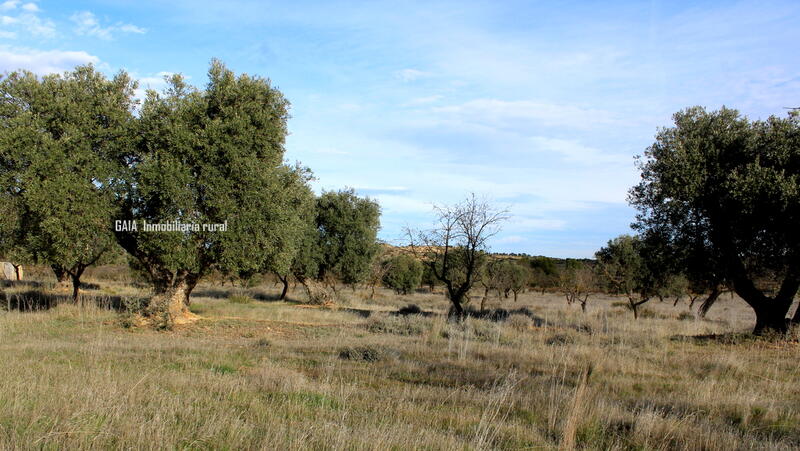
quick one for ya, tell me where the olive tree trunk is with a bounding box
[146,272,201,323]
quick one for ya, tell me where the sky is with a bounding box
[1,0,798,258]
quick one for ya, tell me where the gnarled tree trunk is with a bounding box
[146,272,201,325]
[52,264,71,291]
[752,301,793,334]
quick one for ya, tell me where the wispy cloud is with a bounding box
[71,11,146,40]
[395,68,429,82]
[431,99,625,131]
[0,1,54,39]
[0,46,98,74]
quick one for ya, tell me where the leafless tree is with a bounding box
[407,194,509,320]
[560,266,595,313]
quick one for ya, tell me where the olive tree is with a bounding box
[495,260,529,302]
[315,189,381,290]
[595,234,674,319]
[630,107,800,333]
[279,189,381,303]
[0,66,135,299]
[408,194,508,319]
[114,61,312,323]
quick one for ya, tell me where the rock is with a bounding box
[0,262,22,280]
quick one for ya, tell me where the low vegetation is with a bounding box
[1,269,798,449]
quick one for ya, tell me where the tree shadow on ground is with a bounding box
[1,290,142,312]
[390,303,549,327]
[669,332,792,344]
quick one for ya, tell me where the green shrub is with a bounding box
[338,346,395,362]
[382,254,423,295]
[229,294,254,304]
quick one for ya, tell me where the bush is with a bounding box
[506,314,532,331]
[338,346,396,362]
[229,294,255,304]
[677,312,695,321]
[367,314,428,336]
[382,255,423,294]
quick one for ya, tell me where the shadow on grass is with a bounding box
[389,303,548,326]
[191,288,232,300]
[1,290,143,312]
[0,280,45,289]
[668,332,789,344]
[191,287,309,305]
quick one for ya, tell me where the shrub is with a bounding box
[367,314,428,336]
[229,294,254,304]
[382,255,423,295]
[506,314,532,331]
[338,346,395,362]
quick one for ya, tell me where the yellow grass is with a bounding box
[1,268,799,449]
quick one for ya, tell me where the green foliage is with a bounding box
[527,256,557,276]
[629,106,800,332]
[497,260,530,299]
[0,66,135,292]
[228,294,254,304]
[420,263,438,291]
[315,189,381,285]
[595,235,648,297]
[483,259,530,300]
[382,254,423,294]
[115,61,313,304]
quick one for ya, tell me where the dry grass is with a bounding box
[0,267,799,449]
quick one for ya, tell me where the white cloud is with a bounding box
[372,193,432,214]
[118,23,146,34]
[0,1,18,11]
[529,136,630,166]
[0,2,54,39]
[71,11,146,40]
[395,68,429,82]
[432,98,624,130]
[133,71,177,101]
[495,235,526,244]
[403,94,443,106]
[0,46,99,74]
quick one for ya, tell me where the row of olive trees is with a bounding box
[0,61,381,324]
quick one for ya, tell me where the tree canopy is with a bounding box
[0,66,136,299]
[115,60,313,322]
[315,189,381,287]
[630,107,800,333]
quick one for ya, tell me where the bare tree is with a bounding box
[407,194,508,320]
[560,265,595,313]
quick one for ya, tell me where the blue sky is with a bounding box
[2,0,798,257]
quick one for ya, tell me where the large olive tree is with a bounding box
[0,66,135,299]
[115,61,312,323]
[630,107,800,333]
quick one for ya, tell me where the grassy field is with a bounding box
[1,269,799,450]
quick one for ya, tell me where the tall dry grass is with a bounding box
[0,267,798,449]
